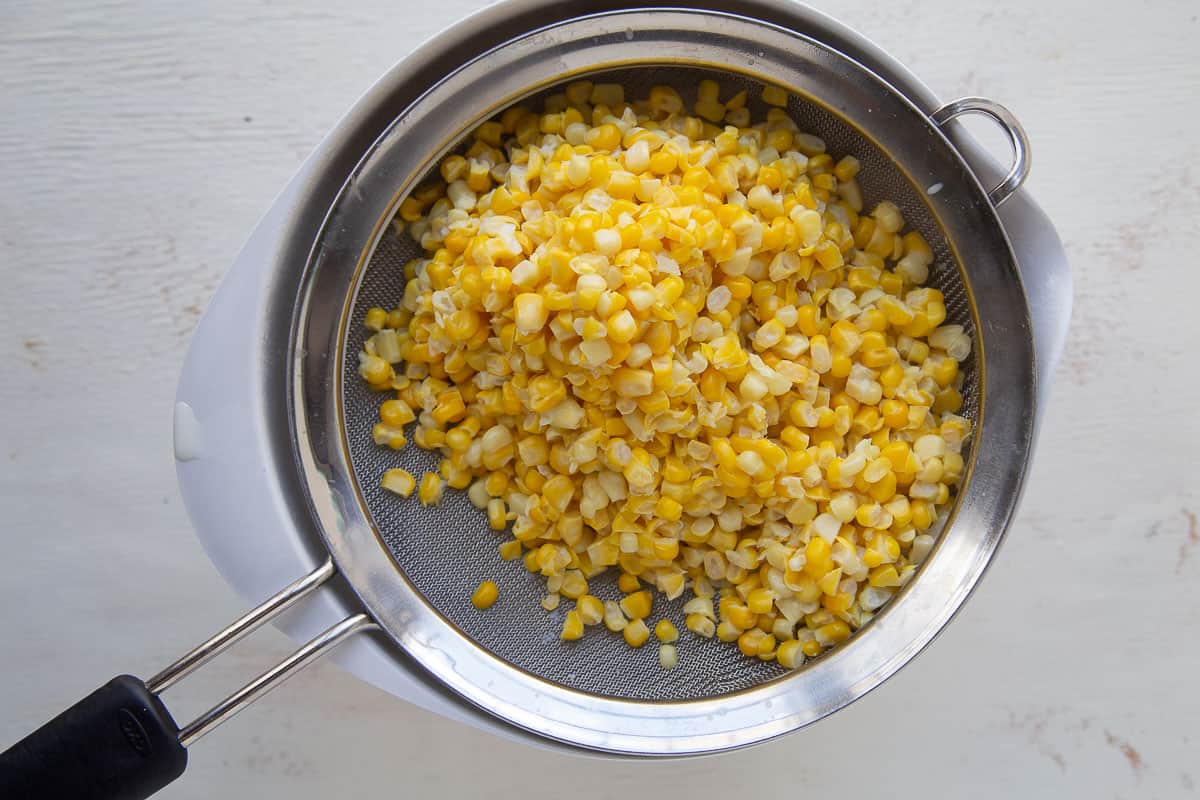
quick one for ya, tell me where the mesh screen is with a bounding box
[341,66,977,701]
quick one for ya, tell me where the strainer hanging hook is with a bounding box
[932,96,1032,206]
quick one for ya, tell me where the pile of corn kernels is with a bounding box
[358,79,971,671]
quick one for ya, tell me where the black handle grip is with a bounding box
[0,675,187,800]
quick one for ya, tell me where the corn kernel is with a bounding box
[471,580,498,610]
[514,293,547,333]
[620,590,653,620]
[623,618,650,648]
[687,614,716,637]
[653,619,680,643]
[380,468,416,498]
[364,307,388,331]
[604,600,628,632]
[658,643,679,669]
[417,473,444,506]
[577,595,604,626]
[761,84,789,107]
[776,639,805,668]
[561,609,584,640]
[814,620,851,646]
[746,587,774,615]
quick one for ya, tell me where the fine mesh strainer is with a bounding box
[0,4,1038,798]
[343,60,983,702]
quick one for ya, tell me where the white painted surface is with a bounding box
[0,0,1196,797]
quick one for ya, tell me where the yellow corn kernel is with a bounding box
[498,539,522,560]
[487,498,507,530]
[364,307,388,331]
[577,595,604,626]
[787,572,821,604]
[907,340,932,365]
[430,389,467,424]
[654,619,680,643]
[514,293,547,332]
[561,609,584,640]
[648,149,677,175]
[832,155,861,182]
[654,496,683,522]
[776,639,805,669]
[930,357,959,388]
[417,473,444,506]
[882,441,911,470]
[884,495,911,527]
[560,570,588,600]
[603,600,628,632]
[648,85,683,113]
[380,468,416,498]
[737,628,776,658]
[620,590,653,620]
[814,620,851,646]
[880,398,908,428]
[911,499,935,530]
[823,590,853,614]
[762,84,789,107]
[687,613,716,637]
[869,564,901,587]
[612,367,653,398]
[542,473,575,512]
[445,427,472,453]
[359,354,392,385]
[868,470,899,503]
[484,472,509,497]
[623,618,651,648]
[933,388,963,414]
[746,587,774,615]
[722,600,758,631]
[652,537,680,561]
[617,573,641,593]
[798,639,822,657]
[714,620,740,642]
[471,580,499,610]
[586,123,622,151]
[943,451,965,484]
[817,567,843,596]
[411,426,443,450]
[804,535,833,577]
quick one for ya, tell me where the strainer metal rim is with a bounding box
[291,8,1036,755]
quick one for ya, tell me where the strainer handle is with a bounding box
[0,560,376,799]
[931,97,1031,207]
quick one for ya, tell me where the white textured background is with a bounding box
[2,1,1197,797]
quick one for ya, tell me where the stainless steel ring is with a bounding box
[931,97,1032,206]
[291,6,1038,755]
